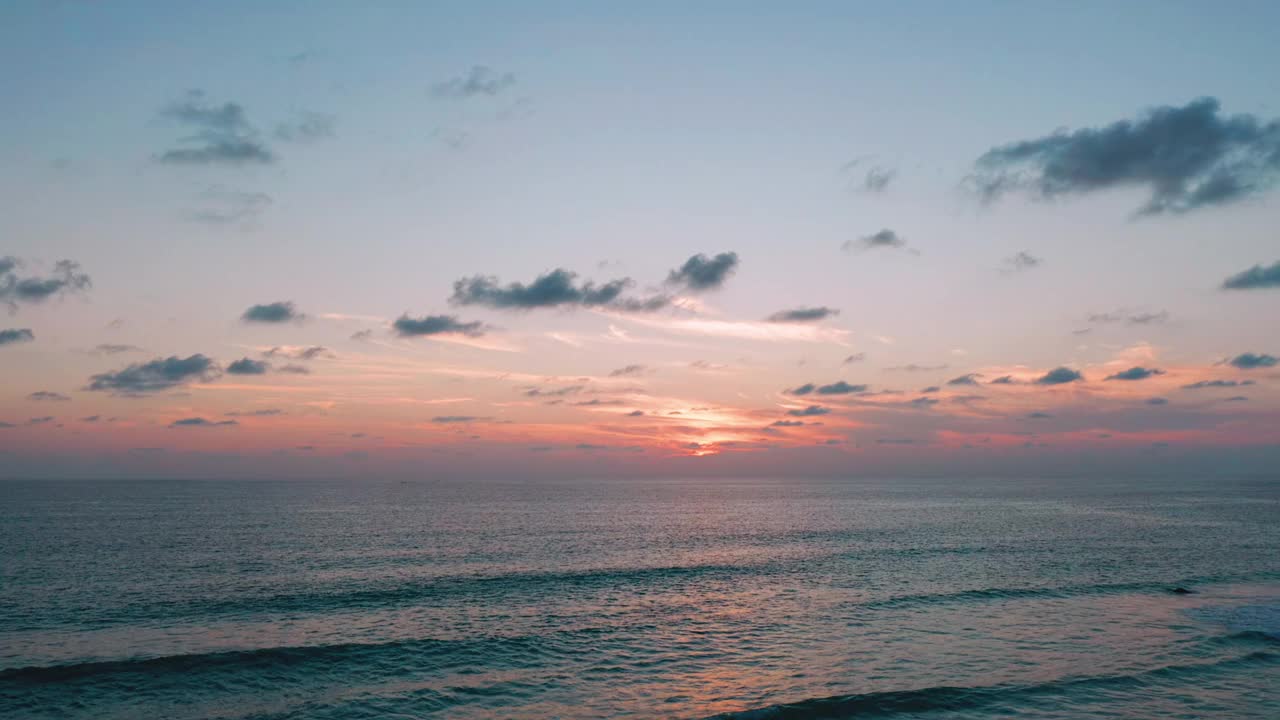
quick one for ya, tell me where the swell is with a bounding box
[705,639,1280,719]
[0,625,628,688]
[855,570,1280,611]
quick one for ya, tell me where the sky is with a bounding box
[1,1,1278,480]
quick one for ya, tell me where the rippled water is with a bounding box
[1,476,1277,718]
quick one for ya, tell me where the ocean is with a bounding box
[1,476,1277,719]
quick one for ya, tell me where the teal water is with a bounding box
[1,477,1277,718]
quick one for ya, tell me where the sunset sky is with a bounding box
[2,1,1278,479]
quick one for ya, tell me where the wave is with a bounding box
[855,570,1280,611]
[704,640,1280,720]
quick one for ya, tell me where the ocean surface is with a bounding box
[1,476,1277,719]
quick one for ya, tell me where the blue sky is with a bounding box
[1,1,1278,478]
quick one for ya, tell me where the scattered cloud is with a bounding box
[843,228,907,251]
[1228,352,1277,369]
[169,417,238,428]
[225,408,284,417]
[242,301,304,324]
[278,364,310,374]
[157,90,274,165]
[1105,366,1165,381]
[1088,310,1169,326]
[1036,367,1084,385]
[394,314,486,337]
[187,187,272,226]
[432,66,516,98]
[0,328,35,346]
[888,363,948,372]
[94,344,143,355]
[843,353,866,364]
[226,357,270,375]
[1001,251,1041,273]
[87,354,220,395]
[971,97,1280,215]
[432,415,488,423]
[989,375,1019,385]
[666,252,740,292]
[1222,261,1280,290]
[946,373,981,386]
[1,259,91,310]
[766,306,840,323]
[27,391,70,402]
[788,380,869,396]
[609,364,649,378]
[451,268,666,312]
[787,405,831,417]
[274,111,336,142]
[263,345,332,360]
[1182,379,1254,389]
[1147,397,1169,405]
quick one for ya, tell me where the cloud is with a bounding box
[451,268,666,312]
[989,375,1019,385]
[350,329,374,341]
[971,97,1280,215]
[1182,379,1254,389]
[843,229,907,251]
[843,353,866,364]
[226,409,284,417]
[1228,352,1277,369]
[241,301,304,324]
[766,306,840,323]
[26,416,55,425]
[626,410,645,417]
[1036,367,1084,385]
[1088,310,1170,326]
[666,252,740,292]
[432,66,516,98]
[263,345,332,360]
[278,364,310,374]
[1222,261,1280,290]
[1001,251,1041,273]
[609,364,649,378]
[1105,366,1165,381]
[87,354,220,395]
[525,385,585,398]
[432,415,487,423]
[187,187,272,226]
[27,391,70,402]
[1147,397,1169,405]
[394,314,486,337]
[787,405,831,417]
[888,363,948,372]
[1026,412,1053,419]
[920,386,940,393]
[94,344,143,355]
[226,357,270,375]
[274,111,335,142]
[169,417,238,428]
[0,259,91,310]
[770,420,807,427]
[787,381,868,396]
[946,373,981,386]
[862,166,895,192]
[157,91,274,165]
[0,328,34,346]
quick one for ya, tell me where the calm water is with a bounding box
[1,476,1277,719]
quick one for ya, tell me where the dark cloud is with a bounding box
[971,97,1280,215]
[787,405,831,417]
[1228,352,1277,369]
[843,229,906,251]
[767,306,840,323]
[432,415,487,423]
[264,345,332,360]
[274,111,336,142]
[170,417,238,428]
[1105,366,1165,381]
[1036,367,1084,385]
[843,353,866,364]
[770,420,807,427]
[525,385,585,398]
[451,268,666,312]
[1182,379,1254,390]
[989,375,1018,385]
[812,381,868,395]
[87,354,220,395]
[908,397,939,408]
[920,386,940,394]
[394,314,486,337]
[242,301,304,324]
[227,357,270,375]
[0,259,91,310]
[947,373,981,386]
[0,328,35,346]
[27,391,70,402]
[1222,261,1280,290]
[432,66,516,98]
[1026,412,1053,419]
[1001,251,1041,273]
[626,410,645,417]
[157,91,274,165]
[81,415,100,422]
[666,252,740,292]
[609,364,649,378]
